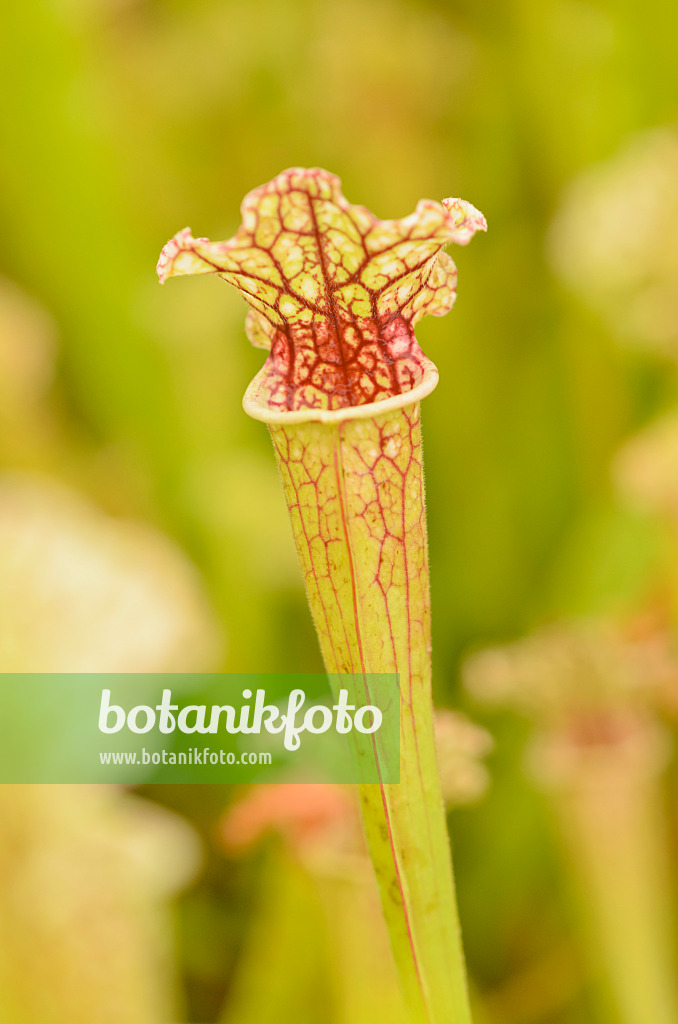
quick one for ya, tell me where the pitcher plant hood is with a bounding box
[157,167,486,422]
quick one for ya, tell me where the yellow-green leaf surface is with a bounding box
[269,403,469,1023]
[158,168,486,1024]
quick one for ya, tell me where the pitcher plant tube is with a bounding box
[157,168,486,1024]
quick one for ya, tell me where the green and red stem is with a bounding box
[264,394,471,1023]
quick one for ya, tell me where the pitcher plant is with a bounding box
[157,167,486,1024]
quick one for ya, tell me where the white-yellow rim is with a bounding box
[242,357,439,425]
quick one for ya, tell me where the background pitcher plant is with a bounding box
[157,167,486,1024]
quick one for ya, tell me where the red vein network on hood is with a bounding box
[157,168,486,412]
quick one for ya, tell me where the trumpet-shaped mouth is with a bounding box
[243,348,439,425]
[251,312,433,413]
[244,309,440,423]
[157,167,485,418]
[244,346,440,421]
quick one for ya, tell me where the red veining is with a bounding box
[265,314,426,411]
[157,168,486,413]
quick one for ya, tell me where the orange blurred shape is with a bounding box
[220,783,359,857]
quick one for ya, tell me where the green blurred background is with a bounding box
[1,1,678,1022]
